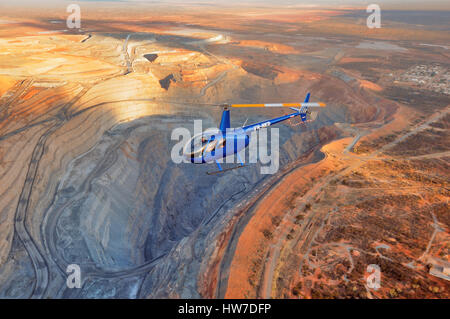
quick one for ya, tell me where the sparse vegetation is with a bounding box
[292,282,302,296]
[294,214,304,225]
[271,216,282,227]
[262,229,273,240]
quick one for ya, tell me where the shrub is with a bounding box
[262,229,273,239]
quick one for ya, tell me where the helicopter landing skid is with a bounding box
[206,164,246,175]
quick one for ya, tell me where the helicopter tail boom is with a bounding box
[230,102,325,108]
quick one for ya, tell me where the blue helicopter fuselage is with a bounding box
[182,92,321,167]
[183,110,300,164]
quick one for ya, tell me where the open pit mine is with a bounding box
[0,2,449,299]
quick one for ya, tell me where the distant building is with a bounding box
[396,64,449,95]
[429,258,450,281]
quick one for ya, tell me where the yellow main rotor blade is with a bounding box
[230,102,326,108]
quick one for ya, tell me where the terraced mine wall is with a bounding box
[0,103,343,298]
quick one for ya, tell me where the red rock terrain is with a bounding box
[0,2,448,299]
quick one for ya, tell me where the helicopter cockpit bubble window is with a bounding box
[216,138,226,149]
[183,129,222,157]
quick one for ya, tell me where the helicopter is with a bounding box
[182,92,326,175]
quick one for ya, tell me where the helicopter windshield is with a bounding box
[184,130,221,157]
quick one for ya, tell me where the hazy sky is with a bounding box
[1,0,449,10]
